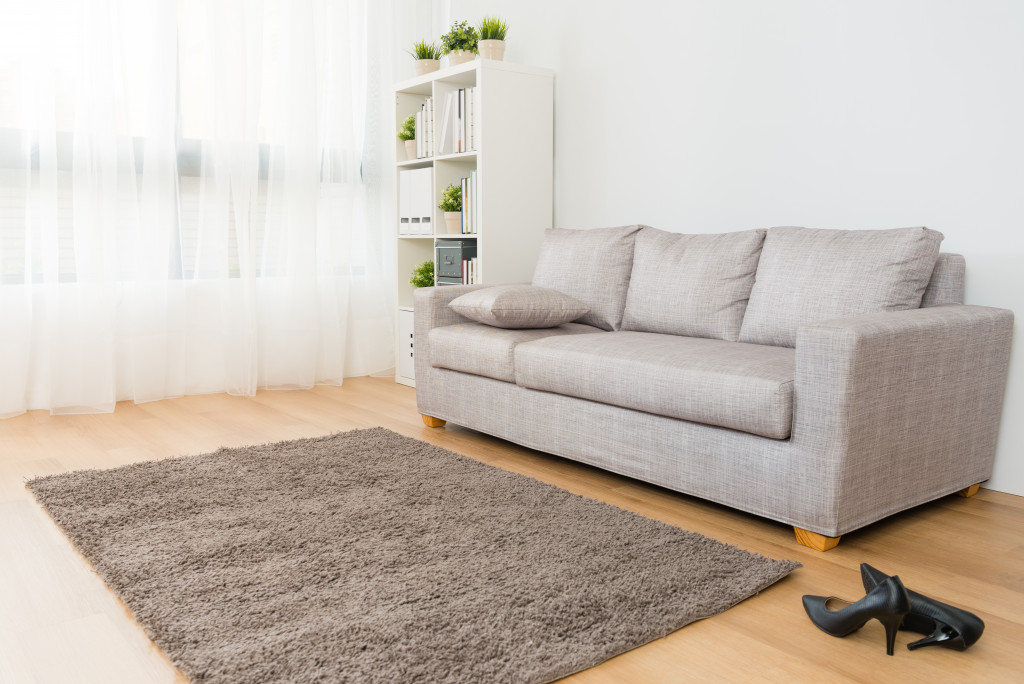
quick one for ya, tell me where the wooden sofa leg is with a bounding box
[794,527,841,551]
[421,414,446,428]
[957,483,981,498]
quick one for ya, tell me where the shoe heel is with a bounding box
[907,626,966,651]
[879,615,904,656]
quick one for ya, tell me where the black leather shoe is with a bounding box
[860,563,984,651]
[802,575,910,656]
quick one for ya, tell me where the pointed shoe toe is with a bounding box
[802,576,910,655]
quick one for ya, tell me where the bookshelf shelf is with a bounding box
[393,60,553,386]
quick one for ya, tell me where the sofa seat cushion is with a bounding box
[514,332,795,439]
[430,322,605,383]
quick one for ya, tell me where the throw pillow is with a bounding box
[621,227,767,341]
[449,284,591,329]
[738,226,944,347]
[531,225,646,331]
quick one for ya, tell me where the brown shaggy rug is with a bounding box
[27,427,798,683]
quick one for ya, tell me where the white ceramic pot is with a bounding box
[404,140,416,160]
[447,50,476,66]
[444,211,462,234]
[414,59,440,76]
[478,40,506,61]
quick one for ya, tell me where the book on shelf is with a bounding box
[467,87,473,151]
[461,257,478,284]
[438,93,453,155]
[470,169,478,234]
[413,97,435,159]
[472,87,480,151]
[453,171,479,235]
[413,110,420,158]
[460,176,466,234]
[456,88,464,153]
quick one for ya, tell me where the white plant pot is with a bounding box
[404,140,416,160]
[444,211,462,234]
[478,40,506,61]
[447,50,476,66]
[414,59,440,76]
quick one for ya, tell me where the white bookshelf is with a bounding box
[394,60,554,387]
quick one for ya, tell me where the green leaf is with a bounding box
[478,16,508,41]
[440,20,479,54]
[438,183,462,212]
[410,260,435,288]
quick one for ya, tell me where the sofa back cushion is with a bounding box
[620,227,767,341]
[738,226,944,347]
[921,253,966,307]
[532,225,646,331]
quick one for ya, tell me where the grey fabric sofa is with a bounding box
[414,225,1014,550]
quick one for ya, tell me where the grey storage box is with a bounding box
[436,239,477,283]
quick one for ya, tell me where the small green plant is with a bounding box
[441,20,479,54]
[478,16,508,41]
[438,183,462,212]
[397,114,416,141]
[408,40,443,61]
[410,260,434,288]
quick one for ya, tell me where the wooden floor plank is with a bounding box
[0,377,1021,682]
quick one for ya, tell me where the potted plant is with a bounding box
[409,40,442,76]
[478,16,508,61]
[409,260,434,288]
[441,20,478,66]
[438,183,462,234]
[397,114,416,160]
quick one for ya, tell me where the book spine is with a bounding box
[473,87,481,151]
[470,169,477,234]
[465,173,471,235]
[456,88,463,153]
[460,177,467,234]
[467,87,474,151]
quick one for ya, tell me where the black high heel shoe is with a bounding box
[802,575,910,655]
[860,563,984,651]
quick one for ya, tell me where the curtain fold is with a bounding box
[0,0,395,418]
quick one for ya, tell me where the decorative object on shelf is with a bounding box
[441,20,478,65]
[439,183,463,234]
[409,260,434,288]
[409,40,442,76]
[478,16,508,61]
[397,114,416,160]
[435,239,478,285]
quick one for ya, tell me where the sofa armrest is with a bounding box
[790,304,1014,536]
[412,284,495,385]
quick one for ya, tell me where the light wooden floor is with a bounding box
[1,377,1022,683]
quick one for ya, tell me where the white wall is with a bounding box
[439,0,1024,495]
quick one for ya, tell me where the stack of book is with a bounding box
[437,87,480,155]
[459,170,478,234]
[414,97,434,158]
[462,257,479,284]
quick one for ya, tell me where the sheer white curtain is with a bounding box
[0,0,396,418]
